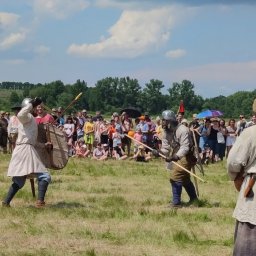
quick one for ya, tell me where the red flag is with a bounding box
[178,100,185,114]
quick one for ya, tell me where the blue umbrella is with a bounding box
[196,109,223,119]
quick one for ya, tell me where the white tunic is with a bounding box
[7,103,47,177]
[227,125,256,225]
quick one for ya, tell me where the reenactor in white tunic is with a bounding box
[2,97,52,208]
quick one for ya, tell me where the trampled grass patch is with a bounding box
[0,154,236,255]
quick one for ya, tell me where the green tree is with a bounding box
[9,91,21,107]
[139,79,166,114]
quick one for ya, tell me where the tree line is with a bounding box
[1,78,256,119]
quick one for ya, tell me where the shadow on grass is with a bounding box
[183,198,221,208]
[49,201,88,208]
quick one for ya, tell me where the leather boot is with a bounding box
[35,200,46,208]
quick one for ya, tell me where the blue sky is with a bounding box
[1,0,256,98]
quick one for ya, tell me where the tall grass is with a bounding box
[0,154,235,255]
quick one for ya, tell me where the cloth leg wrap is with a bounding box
[4,183,20,204]
[183,180,197,201]
[37,180,49,202]
[171,181,182,205]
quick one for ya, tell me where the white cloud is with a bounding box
[165,49,186,59]
[0,31,26,50]
[0,12,20,29]
[34,45,50,55]
[33,0,90,19]
[67,8,175,58]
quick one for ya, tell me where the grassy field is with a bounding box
[0,154,236,256]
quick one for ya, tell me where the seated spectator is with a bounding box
[72,138,90,158]
[92,143,107,161]
[132,145,151,162]
[113,143,127,160]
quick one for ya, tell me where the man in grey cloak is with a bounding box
[227,99,256,255]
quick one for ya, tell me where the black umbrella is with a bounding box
[11,104,21,110]
[119,107,141,118]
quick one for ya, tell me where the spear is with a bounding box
[60,92,83,116]
[125,134,206,183]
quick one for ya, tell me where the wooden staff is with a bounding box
[191,129,204,175]
[60,92,83,116]
[192,166,199,197]
[30,178,36,198]
[125,134,206,183]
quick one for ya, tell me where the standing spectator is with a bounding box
[207,118,219,163]
[8,105,21,153]
[121,112,133,156]
[144,112,156,150]
[133,128,143,154]
[35,104,55,125]
[137,116,149,146]
[100,120,109,145]
[0,111,8,153]
[189,114,200,147]
[83,115,94,153]
[198,119,211,157]
[63,116,75,156]
[236,114,247,136]
[81,109,88,123]
[216,119,227,161]
[176,113,184,123]
[107,119,116,157]
[153,116,163,150]
[92,111,103,122]
[75,112,84,140]
[245,114,256,128]
[56,107,65,127]
[226,119,237,158]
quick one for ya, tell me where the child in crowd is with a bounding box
[113,143,127,160]
[132,145,151,162]
[201,143,213,165]
[92,143,108,161]
[72,138,90,158]
[133,128,143,154]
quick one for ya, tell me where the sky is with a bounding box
[1,0,256,98]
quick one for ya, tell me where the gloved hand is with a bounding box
[30,97,42,108]
[165,154,180,162]
[151,149,160,157]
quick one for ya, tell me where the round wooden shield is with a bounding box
[36,124,69,170]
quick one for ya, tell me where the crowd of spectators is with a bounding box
[189,113,256,165]
[1,104,256,165]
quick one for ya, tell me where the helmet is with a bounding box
[162,110,178,131]
[21,97,32,108]
[162,110,176,121]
